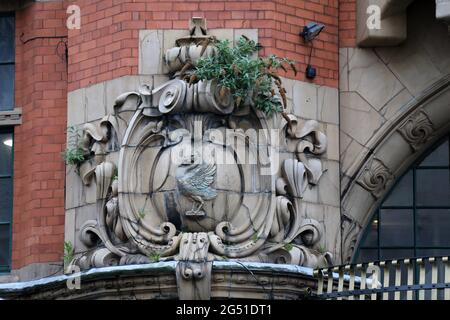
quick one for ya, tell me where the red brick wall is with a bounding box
[67,0,340,91]
[339,0,356,47]
[12,1,67,269]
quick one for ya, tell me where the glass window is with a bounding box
[0,12,14,111]
[355,135,450,263]
[0,129,13,273]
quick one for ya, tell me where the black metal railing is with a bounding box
[313,257,450,300]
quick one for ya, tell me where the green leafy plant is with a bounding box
[317,244,327,254]
[193,36,297,117]
[148,253,161,263]
[64,241,74,266]
[283,243,294,252]
[138,208,146,219]
[61,126,85,165]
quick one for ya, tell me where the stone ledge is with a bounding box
[0,108,22,126]
[357,0,414,47]
[0,262,319,300]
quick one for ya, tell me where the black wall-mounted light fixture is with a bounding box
[300,22,325,80]
[301,22,325,42]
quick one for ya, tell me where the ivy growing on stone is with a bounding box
[64,241,74,267]
[61,125,85,165]
[193,36,297,117]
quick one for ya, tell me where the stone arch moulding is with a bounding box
[341,76,450,263]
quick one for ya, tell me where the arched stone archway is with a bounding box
[339,0,450,263]
[341,79,450,262]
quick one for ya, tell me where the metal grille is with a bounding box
[314,257,450,300]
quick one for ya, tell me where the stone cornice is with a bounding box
[0,262,319,300]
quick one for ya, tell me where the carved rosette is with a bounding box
[357,158,394,199]
[68,18,332,299]
[398,110,434,152]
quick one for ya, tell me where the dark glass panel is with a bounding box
[416,169,450,207]
[0,132,13,175]
[383,171,413,207]
[0,178,12,222]
[379,209,414,247]
[0,224,10,267]
[416,249,450,258]
[417,209,450,247]
[419,139,449,167]
[356,249,378,263]
[0,64,14,110]
[380,249,414,261]
[359,214,378,247]
[0,16,14,63]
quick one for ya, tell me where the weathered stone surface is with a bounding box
[340,91,385,146]
[139,30,164,75]
[85,82,106,122]
[293,81,317,120]
[318,86,339,124]
[67,88,85,126]
[348,48,404,111]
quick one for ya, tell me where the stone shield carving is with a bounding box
[68,19,333,298]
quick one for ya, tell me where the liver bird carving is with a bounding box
[176,160,217,217]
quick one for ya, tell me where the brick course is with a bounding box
[12,1,68,270]
[67,0,340,91]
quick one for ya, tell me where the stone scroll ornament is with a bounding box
[67,18,332,298]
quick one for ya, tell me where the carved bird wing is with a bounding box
[185,162,216,191]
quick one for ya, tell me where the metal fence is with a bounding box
[314,257,450,300]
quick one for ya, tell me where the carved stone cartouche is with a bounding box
[69,18,332,299]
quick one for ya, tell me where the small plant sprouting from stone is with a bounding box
[317,244,327,254]
[64,241,74,266]
[113,175,118,181]
[138,208,146,219]
[193,36,297,121]
[251,233,259,243]
[148,253,161,263]
[283,243,294,252]
[61,126,85,165]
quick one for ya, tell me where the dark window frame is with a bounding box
[354,134,450,263]
[0,127,14,273]
[0,11,15,274]
[0,11,15,111]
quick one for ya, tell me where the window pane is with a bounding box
[0,224,10,266]
[0,131,13,175]
[382,171,413,207]
[380,209,414,247]
[380,249,414,260]
[417,209,450,247]
[0,15,14,63]
[416,169,450,207]
[419,139,449,167]
[360,214,378,247]
[0,178,12,222]
[356,249,378,263]
[416,249,450,258]
[0,64,14,110]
